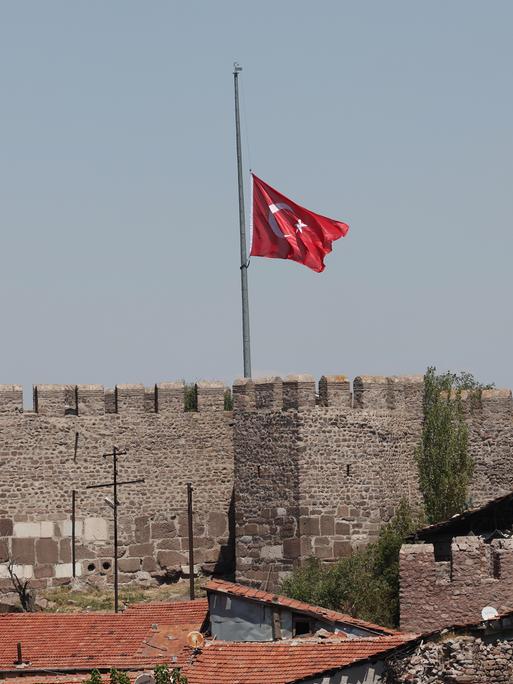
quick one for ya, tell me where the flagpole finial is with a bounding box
[233,62,242,74]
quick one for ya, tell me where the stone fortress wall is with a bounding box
[0,373,512,595]
[0,382,234,593]
[233,375,513,588]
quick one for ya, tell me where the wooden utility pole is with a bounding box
[86,447,144,612]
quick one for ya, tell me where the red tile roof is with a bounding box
[204,579,397,635]
[0,599,208,674]
[183,636,417,684]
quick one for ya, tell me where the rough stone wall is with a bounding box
[400,537,513,632]
[234,375,425,587]
[234,375,513,589]
[466,389,513,507]
[0,382,234,593]
[234,378,301,586]
[387,634,513,683]
[1,372,513,595]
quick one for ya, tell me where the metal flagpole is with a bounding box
[233,62,252,378]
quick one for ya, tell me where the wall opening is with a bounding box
[292,615,312,637]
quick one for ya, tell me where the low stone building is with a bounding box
[400,491,513,632]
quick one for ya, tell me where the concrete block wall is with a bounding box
[0,381,234,592]
[400,536,513,632]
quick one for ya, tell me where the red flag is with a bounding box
[250,174,349,273]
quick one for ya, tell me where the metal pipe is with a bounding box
[233,63,252,378]
[187,482,195,600]
[113,446,119,613]
[71,490,76,579]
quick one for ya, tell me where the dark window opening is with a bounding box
[493,551,501,579]
[257,465,261,477]
[433,540,451,562]
[346,464,351,477]
[102,561,111,571]
[87,563,96,572]
[292,616,312,637]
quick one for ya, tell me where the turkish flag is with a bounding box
[250,174,349,273]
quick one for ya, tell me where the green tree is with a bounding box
[281,500,420,627]
[154,664,188,684]
[415,367,491,524]
[84,670,102,684]
[110,669,130,684]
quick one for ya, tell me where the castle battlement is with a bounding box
[233,374,513,415]
[0,381,227,416]
[400,537,513,632]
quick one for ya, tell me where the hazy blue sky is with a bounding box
[1,1,512,402]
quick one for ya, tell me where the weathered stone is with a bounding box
[35,539,58,564]
[0,519,13,537]
[208,512,227,537]
[157,550,187,567]
[128,543,154,557]
[283,537,300,559]
[11,538,35,564]
[118,557,141,573]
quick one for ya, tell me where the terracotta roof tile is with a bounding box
[204,579,397,635]
[183,636,418,684]
[0,600,208,674]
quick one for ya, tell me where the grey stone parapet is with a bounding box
[196,381,225,412]
[283,375,316,410]
[255,377,283,409]
[318,375,351,407]
[232,378,256,411]
[2,376,512,416]
[0,385,22,414]
[353,375,424,411]
[0,381,230,415]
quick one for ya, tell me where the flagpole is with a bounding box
[233,62,252,378]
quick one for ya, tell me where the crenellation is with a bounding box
[144,386,157,413]
[197,380,225,412]
[105,388,116,413]
[352,375,390,409]
[318,375,351,407]
[34,384,77,416]
[156,381,185,413]
[254,377,283,410]
[282,375,316,410]
[232,378,255,411]
[76,385,105,415]
[115,384,146,413]
[400,537,513,631]
[0,384,23,414]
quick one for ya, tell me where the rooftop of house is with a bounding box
[0,635,419,684]
[409,490,513,543]
[0,599,208,675]
[181,635,417,684]
[204,578,398,636]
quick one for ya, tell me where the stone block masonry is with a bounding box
[0,381,233,592]
[400,536,513,632]
[1,373,513,594]
[234,375,513,589]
